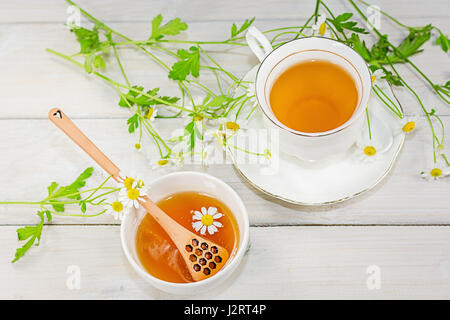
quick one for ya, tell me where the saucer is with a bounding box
[229,66,405,205]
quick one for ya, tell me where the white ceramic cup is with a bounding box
[120,171,250,295]
[246,26,372,161]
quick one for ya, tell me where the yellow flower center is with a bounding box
[135,143,141,150]
[371,75,376,83]
[111,201,123,213]
[430,168,442,177]
[319,22,327,36]
[364,146,377,156]
[158,159,169,166]
[402,121,415,133]
[123,177,134,190]
[201,214,214,226]
[194,115,204,121]
[127,188,140,200]
[146,107,154,119]
[226,121,240,131]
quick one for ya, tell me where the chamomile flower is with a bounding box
[134,143,142,151]
[421,162,450,180]
[311,14,330,37]
[398,115,419,135]
[118,175,147,209]
[105,196,126,221]
[145,107,157,122]
[355,136,383,163]
[201,144,216,166]
[219,117,248,136]
[192,206,223,235]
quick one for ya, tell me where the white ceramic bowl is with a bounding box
[120,171,250,295]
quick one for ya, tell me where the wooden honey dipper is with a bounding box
[49,108,229,281]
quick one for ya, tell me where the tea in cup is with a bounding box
[246,27,372,161]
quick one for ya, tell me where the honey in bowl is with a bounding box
[136,191,240,283]
[269,60,358,133]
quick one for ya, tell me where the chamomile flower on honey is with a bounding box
[421,162,450,180]
[106,196,126,221]
[192,206,223,235]
[311,14,330,37]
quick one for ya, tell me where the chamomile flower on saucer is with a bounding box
[106,196,126,221]
[355,135,384,163]
[311,14,330,38]
[398,115,419,135]
[192,206,223,235]
[421,162,450,180]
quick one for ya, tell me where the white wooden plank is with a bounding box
[0,117,449,226]
[1,225,450,299]
[1,0,449,23]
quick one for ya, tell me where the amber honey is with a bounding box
[136,192,240,283]
[269,60,358,133]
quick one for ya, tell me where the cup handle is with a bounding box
[245,26,273,62]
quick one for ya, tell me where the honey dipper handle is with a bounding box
[48,108,121,180]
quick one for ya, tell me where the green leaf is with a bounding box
[79,200,87,213]
[328,13,368,34]
[382,70,403,86]
[168,46,200,80]
[386,26,431,63]
[12,211,46,263]
[47,182,59,196]
[93,54,106,69]
[206,95,230,107]
[230,17,255,38]
[118,86,144,108]
[150,14,188,40]
[127,114,139,133]
[84,53,95,73]
[436,32,449,53]
[348,33,371,62]
[48,167,94,212]
[118,86,179,112]
[72,26,100,54]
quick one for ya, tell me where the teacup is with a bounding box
[120,171,250,295]
[246,27,372,161]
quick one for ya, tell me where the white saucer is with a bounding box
[229,66,405,205]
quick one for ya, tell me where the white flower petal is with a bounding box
[200,225,206,235]
[208,207,217,215]
[193,211,203,220]
[192,221,203,232]
[207,225,218,235]
[212,213,223,219]
[201,207,208,215]
[213,221,223,228]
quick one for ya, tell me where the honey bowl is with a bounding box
[120,171,250,294]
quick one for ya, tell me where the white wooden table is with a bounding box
[1,0,449,299]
